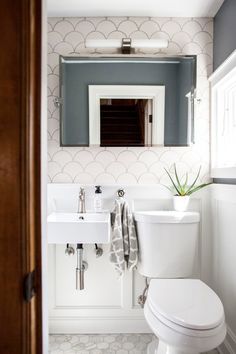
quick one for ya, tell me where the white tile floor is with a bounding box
[49,334,219,354]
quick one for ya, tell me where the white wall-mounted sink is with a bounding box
[47,212,110,244]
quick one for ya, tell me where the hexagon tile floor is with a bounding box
[49,334,219,354]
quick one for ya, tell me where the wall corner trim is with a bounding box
[209,49,236,85]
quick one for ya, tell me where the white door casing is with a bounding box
[89,85,165,146]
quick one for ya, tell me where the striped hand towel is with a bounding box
[110,199,138,275]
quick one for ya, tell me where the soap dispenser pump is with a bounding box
[94,186,102,212]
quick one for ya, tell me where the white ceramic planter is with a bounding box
[173,196,190,212]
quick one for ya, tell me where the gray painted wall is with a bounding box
[214,0,236,70]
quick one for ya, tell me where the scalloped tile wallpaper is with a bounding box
[48,17,213,185]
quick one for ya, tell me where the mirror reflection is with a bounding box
[100,99,152,147]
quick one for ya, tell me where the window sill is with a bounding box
[211,167,236,179]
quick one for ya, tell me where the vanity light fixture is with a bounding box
[85,38,169,54]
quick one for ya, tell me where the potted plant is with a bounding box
[165,164,211,212]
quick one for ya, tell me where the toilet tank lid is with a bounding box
[134,211,200,224]
[148,279,225,330]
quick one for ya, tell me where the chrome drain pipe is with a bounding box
[76,244,84,290]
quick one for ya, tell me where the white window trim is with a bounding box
[88,85,165,146]
[209,49,236,178]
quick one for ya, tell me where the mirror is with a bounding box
[59,56,196,147]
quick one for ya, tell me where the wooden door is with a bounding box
[0,0,42,353]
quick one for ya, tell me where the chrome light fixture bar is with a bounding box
[85,38,169,53]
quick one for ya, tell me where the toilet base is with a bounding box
[147,339,199,354]
[147,340,159,354]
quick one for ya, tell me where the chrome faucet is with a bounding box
[78,187,86,213]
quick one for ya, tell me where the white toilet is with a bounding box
[134,211,226,354]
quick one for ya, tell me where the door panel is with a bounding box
[0,1,42,353]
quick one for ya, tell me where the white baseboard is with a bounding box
[49,317,151,334]
[218,326,236,354]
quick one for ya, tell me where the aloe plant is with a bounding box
[165,164,211,196]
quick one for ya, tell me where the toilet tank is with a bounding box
[134,211,200,278]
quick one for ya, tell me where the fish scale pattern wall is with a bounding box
[48,17,213,185]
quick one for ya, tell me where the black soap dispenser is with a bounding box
[94,186,102,212]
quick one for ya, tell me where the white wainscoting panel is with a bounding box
[211,185,236,354]
[48,183,210,334]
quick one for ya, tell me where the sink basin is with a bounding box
[47,212,110,244]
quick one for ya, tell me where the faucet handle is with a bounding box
[79,187,85,195]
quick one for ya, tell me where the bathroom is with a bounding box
[45,0,236,352]
[43,1,236,354]
[1,0,236,354]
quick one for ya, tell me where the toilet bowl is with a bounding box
[144,279,226,354]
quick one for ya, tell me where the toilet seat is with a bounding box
[144,279,226,353]
[144,300,226,353]
[147,279,225,331]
